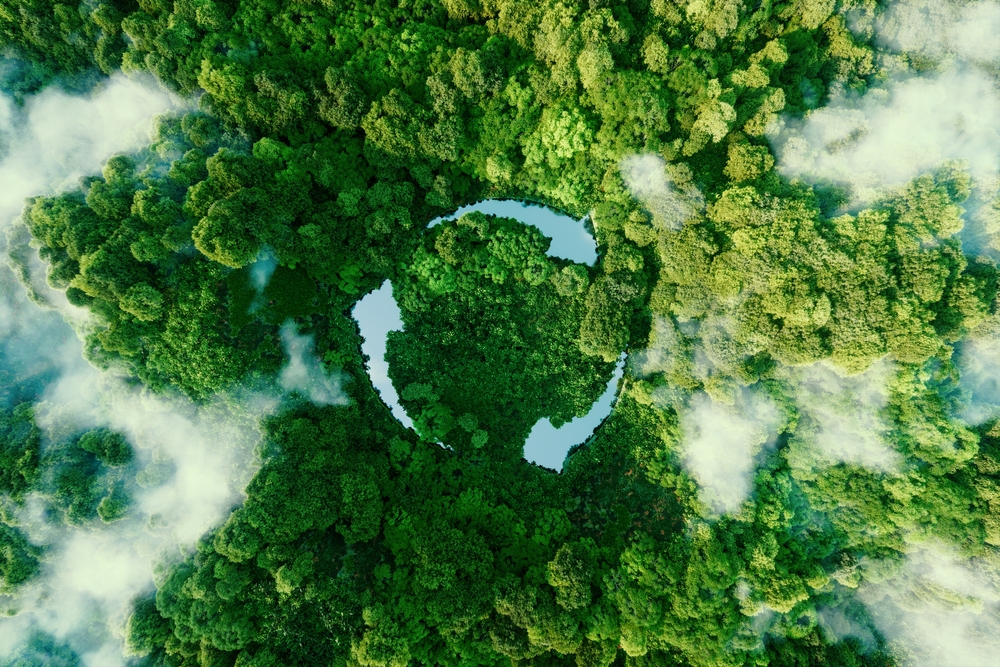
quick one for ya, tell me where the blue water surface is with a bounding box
[522,356,625,471]
[353,200,617,471]
[429,199,597,265]
[352,281,413,430]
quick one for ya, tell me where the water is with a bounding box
[352,281,413,429]
[522,356,625,471]
[353,199,618,471]
[428,199,597,265]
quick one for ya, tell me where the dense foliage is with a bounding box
[3,0,1000,666]
[387,212,616,454]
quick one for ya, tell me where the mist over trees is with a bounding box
[0,403,138,596]
[1,0,1000,666]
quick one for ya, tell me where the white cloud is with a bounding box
[677,390,779,514]
[0,75,254,667]
[49,532,154,604]
[876,0,1000,64]
[956,336,1000,425]
[0,262,87,406]
[620,154,703,231]
[0,73,175,360]
[769,69,1000,202]
[279,322,350,407]
[770,0,1000,210]
[629,315,683,378]
[34,362,273,548]
[859,544,1000,667]
[249,251,277,293]
[2,363,275,667]
[816,606,877,648]
[784,360,899,471]
[0,74,175,233]
[951,3,1000,63]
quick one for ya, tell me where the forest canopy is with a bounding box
[2,1,1000,667]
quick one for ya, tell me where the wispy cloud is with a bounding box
[629,315,683,379]
[0,74,175,233]
[783,360,899,471]
[2,359,275,667]
[0,263,85,407]
[0,75,244,667]
[620,154,703,231]
[770,0,1000,209]
[249,251,277,293]
[676,390,780,515]
[769,70,1000,202]
[956,335,1000,425]
[876,0,1000,63]
[859,543,1000,667]
[279,323,350,406]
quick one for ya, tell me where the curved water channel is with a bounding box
[352,200,624,471]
